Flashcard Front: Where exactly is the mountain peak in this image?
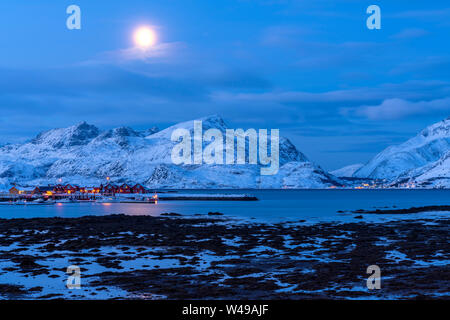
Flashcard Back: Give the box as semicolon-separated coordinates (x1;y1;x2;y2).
0;116;340;189
76;120;89;127
420;117;450;139
31;122;100;148
149;115;228;140
199;114;224;122
140;126;159;137
111;126;140;137
197;114;227;130
93;126;140;143
355;117;450;181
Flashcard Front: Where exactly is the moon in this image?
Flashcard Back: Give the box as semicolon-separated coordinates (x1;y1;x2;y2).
134;27;157;48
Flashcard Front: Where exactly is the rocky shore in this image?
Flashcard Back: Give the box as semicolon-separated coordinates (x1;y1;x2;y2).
351;205;450;215
0;214;448;299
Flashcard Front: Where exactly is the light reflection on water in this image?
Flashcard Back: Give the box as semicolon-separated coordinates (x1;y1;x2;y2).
0;189;449;223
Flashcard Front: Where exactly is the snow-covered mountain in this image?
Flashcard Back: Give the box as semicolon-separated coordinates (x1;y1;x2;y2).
395;151;450;188
0;116;342;189
353;117;450;187
331;164;363;178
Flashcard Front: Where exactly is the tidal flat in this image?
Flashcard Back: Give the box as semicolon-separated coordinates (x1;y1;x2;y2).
0;214;448;299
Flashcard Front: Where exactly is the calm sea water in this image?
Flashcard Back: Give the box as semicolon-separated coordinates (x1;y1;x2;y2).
1;189;449;223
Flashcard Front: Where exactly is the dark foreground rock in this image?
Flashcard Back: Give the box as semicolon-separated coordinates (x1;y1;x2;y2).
0;214;448;300
352;205;450;215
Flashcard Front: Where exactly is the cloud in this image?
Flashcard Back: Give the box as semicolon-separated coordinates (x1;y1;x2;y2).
344;97;450;120
82;42;186;65
0;65;207;101
0;59;274;143
390;28;429;39
211;80;450;105
2;61;448;129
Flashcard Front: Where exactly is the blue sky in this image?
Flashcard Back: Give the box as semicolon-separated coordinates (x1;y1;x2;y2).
0;0;449;169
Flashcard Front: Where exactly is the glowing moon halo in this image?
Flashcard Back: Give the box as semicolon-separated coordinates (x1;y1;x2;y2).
134;27;157;48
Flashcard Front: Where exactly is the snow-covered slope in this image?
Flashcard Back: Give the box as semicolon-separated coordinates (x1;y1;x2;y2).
0;116;341;189
354;117;450;187
396;151;450;188
331;164;363;177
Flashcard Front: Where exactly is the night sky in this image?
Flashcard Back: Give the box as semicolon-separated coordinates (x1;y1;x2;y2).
1;0;449;170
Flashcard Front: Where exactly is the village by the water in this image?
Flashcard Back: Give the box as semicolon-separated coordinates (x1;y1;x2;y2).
1;181;157;204
0;179;261;205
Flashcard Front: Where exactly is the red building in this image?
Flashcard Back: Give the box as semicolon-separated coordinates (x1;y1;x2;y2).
118;183;132;193
31;183;148;195
51;184;85;194
53;184;65;193
102;183;117;194
131;184;147;194
101;183;148;194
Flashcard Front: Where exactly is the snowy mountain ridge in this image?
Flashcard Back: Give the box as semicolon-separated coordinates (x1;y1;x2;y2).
353;117;450;187
0;116;341;189
331;164;363;178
